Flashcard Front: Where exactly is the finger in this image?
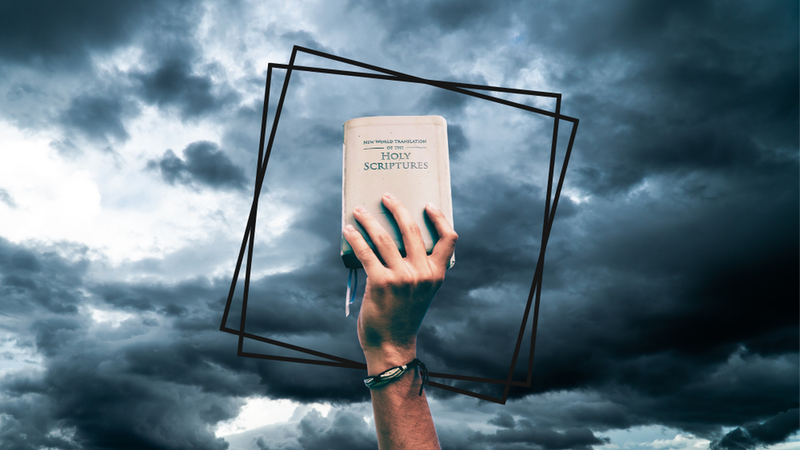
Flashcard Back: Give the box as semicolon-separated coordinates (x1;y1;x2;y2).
380;193;427;264
343;223;386;273
425;203;458;269
352;205;405;268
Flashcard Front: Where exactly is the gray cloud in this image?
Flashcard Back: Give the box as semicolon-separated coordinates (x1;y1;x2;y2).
417;88;472;119
3;362;238;450
221;101;263;165
295;409;376;450
536;0;799;195
135;58;239;120
350;0;510;43
489;412;517;429
0;239;88;315
0;0;170;67
59;93;139;143
222;406;377;450
711;408;800;450
0;237;245;449
446;123;470;159
472;423;610;450
0;188;16;208
148;141;248;190
0;0;797;448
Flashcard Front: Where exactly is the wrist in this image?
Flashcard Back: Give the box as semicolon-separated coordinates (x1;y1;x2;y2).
363;341;417;374
364;358;430;397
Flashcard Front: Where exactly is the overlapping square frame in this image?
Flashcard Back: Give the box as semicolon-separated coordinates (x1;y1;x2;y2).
219;46;579;404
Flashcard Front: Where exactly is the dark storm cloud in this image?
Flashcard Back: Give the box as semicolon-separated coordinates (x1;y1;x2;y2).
135;58;240;120
414;89;473;157
89;235;368;404
352;0;798;193
295;409;376;450
147;141;248;190
711;408;800;450
218;265;374;402
0;0;169;67
0;238;296;449
2;359;237;450
227;407;377;450
489;412;516;429
433;412;612;450
472;159;799;433
446;123;470;158
0;0;232;153
0;239;88;315
471;423;610;450
350;0;507;40
59;93;139;143
0;238;248;448
417;88;471;118
542;0;799;195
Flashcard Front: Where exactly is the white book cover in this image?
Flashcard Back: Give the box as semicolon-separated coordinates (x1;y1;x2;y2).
341;115;454;269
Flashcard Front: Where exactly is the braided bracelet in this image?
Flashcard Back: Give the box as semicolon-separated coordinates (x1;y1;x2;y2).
364;358;430;396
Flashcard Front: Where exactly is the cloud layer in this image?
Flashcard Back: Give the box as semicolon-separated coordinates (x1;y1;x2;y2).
0;1;796;449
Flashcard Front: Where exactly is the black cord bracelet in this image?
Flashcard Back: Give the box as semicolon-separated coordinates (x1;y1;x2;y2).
364;358;430;396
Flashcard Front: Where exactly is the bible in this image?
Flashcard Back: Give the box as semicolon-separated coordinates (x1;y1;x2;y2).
341;115;455;269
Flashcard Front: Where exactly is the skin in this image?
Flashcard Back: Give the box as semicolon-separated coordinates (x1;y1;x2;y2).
343;192;458;450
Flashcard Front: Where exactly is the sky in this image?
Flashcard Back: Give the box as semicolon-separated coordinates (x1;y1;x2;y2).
0;1;797;449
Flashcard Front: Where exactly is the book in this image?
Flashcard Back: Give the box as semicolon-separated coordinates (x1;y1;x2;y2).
341;115;455;269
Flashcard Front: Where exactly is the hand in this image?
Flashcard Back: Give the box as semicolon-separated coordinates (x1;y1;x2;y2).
342;193;458;374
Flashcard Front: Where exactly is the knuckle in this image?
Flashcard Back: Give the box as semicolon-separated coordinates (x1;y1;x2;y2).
355;246;374;260
384;268;415;288
418;274;436;288
395;271;415;286
373;277;393;291
407;222;423;239
441;229;458;245
426;268;444;284
375;233;395;246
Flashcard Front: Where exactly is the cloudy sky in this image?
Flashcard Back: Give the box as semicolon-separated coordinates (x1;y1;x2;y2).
0;1;797;449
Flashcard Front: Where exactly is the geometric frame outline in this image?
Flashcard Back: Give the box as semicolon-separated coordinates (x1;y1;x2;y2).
219;45;579;404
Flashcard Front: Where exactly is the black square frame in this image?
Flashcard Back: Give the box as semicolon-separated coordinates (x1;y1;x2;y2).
219;45;579;404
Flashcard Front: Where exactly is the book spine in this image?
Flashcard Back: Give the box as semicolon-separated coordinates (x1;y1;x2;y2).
341;140;347;258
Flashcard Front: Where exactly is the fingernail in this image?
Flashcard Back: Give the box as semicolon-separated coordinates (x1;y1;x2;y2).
344;224;355;232
354;206;366;213
383;192;396;200
426;202;438;210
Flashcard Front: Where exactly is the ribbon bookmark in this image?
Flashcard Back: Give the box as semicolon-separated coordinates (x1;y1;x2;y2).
345;268;358;317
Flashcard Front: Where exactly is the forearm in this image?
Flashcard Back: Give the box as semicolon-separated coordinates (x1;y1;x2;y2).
369;359;440;450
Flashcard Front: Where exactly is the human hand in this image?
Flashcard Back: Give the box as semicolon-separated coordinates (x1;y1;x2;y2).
342;193;458;374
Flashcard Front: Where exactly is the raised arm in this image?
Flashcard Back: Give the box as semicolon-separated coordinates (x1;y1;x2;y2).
342;193;457;450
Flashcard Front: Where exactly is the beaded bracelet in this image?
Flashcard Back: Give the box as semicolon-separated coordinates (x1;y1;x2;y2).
364;358;430;396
